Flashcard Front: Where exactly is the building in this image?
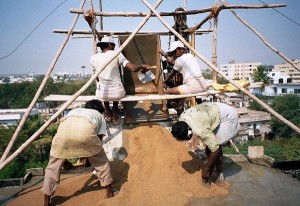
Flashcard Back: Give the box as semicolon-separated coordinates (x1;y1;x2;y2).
263;70;300;96
273;59;300;83
0;108;39;125
235;107;272;143
219;61;261;82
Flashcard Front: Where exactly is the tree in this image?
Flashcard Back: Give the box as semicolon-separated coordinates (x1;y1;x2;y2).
271;94;300;138
251;65;270;93
252;65;270;84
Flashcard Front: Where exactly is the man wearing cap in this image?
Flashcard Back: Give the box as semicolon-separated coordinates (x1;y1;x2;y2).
159;41;208;115
90;36;149;124
41;100;117;206
159;41;207;95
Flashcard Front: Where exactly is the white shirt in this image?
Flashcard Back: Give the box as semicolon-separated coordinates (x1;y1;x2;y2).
90;50;129;81
173;53;203;83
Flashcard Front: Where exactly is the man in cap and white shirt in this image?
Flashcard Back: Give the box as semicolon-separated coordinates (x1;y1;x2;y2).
159;41;208;115
90;36;149;124
159;41;207;95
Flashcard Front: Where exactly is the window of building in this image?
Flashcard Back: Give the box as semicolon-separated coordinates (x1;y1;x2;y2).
279;78;283;83
282;88;287;93
287;78;292;83
294;89;300;93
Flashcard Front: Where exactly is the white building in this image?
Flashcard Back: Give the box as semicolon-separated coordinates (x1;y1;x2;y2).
263;69;300;96
0;108;39;125
273;59;300;83
219;61;261;82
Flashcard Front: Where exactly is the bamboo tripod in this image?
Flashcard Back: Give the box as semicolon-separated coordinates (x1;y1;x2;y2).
0;0;299;171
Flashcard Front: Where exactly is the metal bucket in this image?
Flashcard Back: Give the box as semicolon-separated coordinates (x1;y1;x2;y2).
138;70;155;83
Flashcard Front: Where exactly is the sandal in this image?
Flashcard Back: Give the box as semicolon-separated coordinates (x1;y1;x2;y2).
112;115;120;125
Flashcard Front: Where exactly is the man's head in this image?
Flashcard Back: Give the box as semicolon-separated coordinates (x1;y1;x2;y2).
167;41;185;57
96;36;115;51
85;100;105;114
171;121;192;141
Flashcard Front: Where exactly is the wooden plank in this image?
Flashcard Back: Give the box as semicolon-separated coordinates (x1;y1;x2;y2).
43;90;219;102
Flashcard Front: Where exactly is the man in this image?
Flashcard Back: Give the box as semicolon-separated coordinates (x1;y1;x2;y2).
90;36;149;124
41;100;117;206
171;102;240;187
159;41;207;95
159;41;207;115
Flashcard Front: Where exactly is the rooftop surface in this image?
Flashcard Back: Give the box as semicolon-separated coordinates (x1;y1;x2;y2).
1;124;299;206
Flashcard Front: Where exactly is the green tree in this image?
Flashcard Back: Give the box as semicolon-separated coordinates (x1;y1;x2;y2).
251;65;270;93
252;65;270;84
247;95;273;111
282;137;300;160
271;94;300;138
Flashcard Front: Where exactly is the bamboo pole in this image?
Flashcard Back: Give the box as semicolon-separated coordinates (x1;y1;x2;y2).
188;13;212;34
53;29;211;35
0;0;164;171
88;0;97;53
99;0;103;31
43;90;220;102
70;4;286;17
220;0;300;72
0;0;87;165
142;0;300;135
212;1;218;83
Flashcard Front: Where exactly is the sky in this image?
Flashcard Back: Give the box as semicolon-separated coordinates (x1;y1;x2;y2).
0;0;299;75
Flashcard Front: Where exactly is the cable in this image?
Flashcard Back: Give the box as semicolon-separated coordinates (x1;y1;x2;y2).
0;0;69;61
257;0;300;27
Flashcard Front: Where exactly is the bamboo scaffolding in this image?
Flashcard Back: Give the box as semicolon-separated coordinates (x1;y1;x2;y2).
0;0;164;172
0;0;297;171
70;4;286;17
53;29;211;36
0;0;87;165
141;0;300;135
220;0;300;72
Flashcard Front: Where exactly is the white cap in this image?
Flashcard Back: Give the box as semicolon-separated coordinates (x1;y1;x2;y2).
96;36;115;47
168;41;185;52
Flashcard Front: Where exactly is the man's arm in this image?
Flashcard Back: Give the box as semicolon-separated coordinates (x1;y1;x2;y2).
163;69;177;84
125;62;149;72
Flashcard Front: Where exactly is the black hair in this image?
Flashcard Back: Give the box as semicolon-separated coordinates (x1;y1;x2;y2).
171;121;191;141
99;43;109;51
85;100;105;114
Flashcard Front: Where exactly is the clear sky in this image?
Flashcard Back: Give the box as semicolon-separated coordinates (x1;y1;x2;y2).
0;0;299;75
